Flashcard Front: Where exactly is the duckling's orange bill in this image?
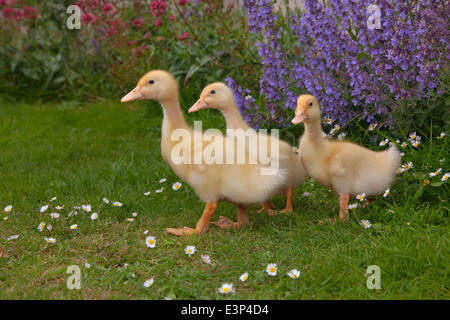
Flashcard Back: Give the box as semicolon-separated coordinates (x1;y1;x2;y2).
291;112;306;124
188;98;209;113
121;87;145;103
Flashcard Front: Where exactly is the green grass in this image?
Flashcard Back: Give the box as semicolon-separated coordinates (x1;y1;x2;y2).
0;100;448;299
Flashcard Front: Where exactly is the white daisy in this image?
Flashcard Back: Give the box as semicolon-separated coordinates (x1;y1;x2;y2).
90;212;98;220
379;139;389;146
201;254;211;264
185;245;196;256
292;146;299;154
38;222;45;231
144;191;151;196
219;283;234;294
348;203;358;210
70;224;77;230
102;198;109;204
172;182;182;190
411;139;420;148
356;193;366;202
145;236;156;248
68;211;78;217
442;173;449;181
143;278;154;288
383;188;390;197
4;205;12;212
266;263;277;276
7;235;19;241
132;212;138;217
337;132;347;140
50;212;60;219
401;162;413;171
159;178;167;183
437;132;445;139
82;204;91;212
155;188;163;193
84;262;90;269
143;230;149;235
55;205;64;210
429;168;442;177
50;197;57;201
368;123;378;131
360;220;372;229
126;218;134;222
39;205;48;213
287;269;301;279
44;237;56;244
400;141;407;148
113;201;122;207
239;272;249;282
397;168;404;174
409;132;418;140
46;224;52;231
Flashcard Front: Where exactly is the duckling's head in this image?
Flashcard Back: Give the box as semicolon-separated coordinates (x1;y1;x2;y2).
292;94;321;124
188;82;234;113
121;70;178;103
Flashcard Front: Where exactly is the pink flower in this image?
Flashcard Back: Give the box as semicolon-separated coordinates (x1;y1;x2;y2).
2;6;22;20
155;17;162;27
178;0;189;5
131;18;143;28
150;0;166;17
177;32;189;41
144;33;151;39
102;2;116;15
81;12;97;25
23;6;38;19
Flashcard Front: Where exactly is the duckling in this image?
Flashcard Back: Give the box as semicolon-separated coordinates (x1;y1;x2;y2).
121;70;288;235
291;94;401;222
189;82;307;214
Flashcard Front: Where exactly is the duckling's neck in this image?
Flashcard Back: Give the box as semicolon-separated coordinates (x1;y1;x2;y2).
221;102;251;131
161;96;188;131
303;119;324;144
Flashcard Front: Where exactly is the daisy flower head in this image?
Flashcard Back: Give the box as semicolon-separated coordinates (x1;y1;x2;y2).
82;205;91;212
368;123;378;131
50;197;57;201
411;139;420;148
442;173;449;181
4;205;12;212
239;272;249;282
423;179;430;186
400;141;407;148
337;132;347;141
172;182;182;190
437;132;446;139
383;188;390;197
126;218;134;222
348;203;358;210
292;146;299;154
90;212;98;220
113;201;122;207
44;237;56;244
201;254;211;264
50;212;60;219
401;162;413;171
70;224;77;230
287;269;301;279
356;193;366;202
7;235;19;241
185;245;196;256
84;262;90;269
145;236;156;248
39;205;48;213
55;205;64;210
47;224;52;231
159;178;167;183
219;283;234;294
429;168;442;177
155;188;163;193
143;278;154;288
360;220;372;229
397;167;404;174
379;139;389;146
38;222;45;231
144;191;151;196
409;132;417;140
266;263;277;276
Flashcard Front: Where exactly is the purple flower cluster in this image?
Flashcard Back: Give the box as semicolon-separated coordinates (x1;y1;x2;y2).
232;0;449;129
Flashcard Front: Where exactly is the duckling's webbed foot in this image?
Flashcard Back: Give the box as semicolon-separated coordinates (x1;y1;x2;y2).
257;201;279;216
212;205;249;229
166;202;218;236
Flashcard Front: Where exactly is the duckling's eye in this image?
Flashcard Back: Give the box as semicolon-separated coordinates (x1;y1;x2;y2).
308;102;313;107
149;80;154;84
210;90;216;94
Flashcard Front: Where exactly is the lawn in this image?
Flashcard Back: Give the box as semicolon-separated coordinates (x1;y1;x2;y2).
0;99;448;300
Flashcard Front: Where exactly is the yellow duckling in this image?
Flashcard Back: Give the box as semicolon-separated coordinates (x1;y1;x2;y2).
291;94;400;222
189;82;307;214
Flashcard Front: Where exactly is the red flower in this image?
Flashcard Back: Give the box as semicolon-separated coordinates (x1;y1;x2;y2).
178;0;189;5
23;6;38;19
81;12;97;25
150;0;166;17
177;32;189;41
131;18;143;29
102;2;116;15
2;6;22;20
155;17;162;27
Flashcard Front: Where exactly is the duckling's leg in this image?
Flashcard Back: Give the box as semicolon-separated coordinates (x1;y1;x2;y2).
280;185;294;214
213;204;249;229
166;202;218;236
257;201;278;216
338;193;350;221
